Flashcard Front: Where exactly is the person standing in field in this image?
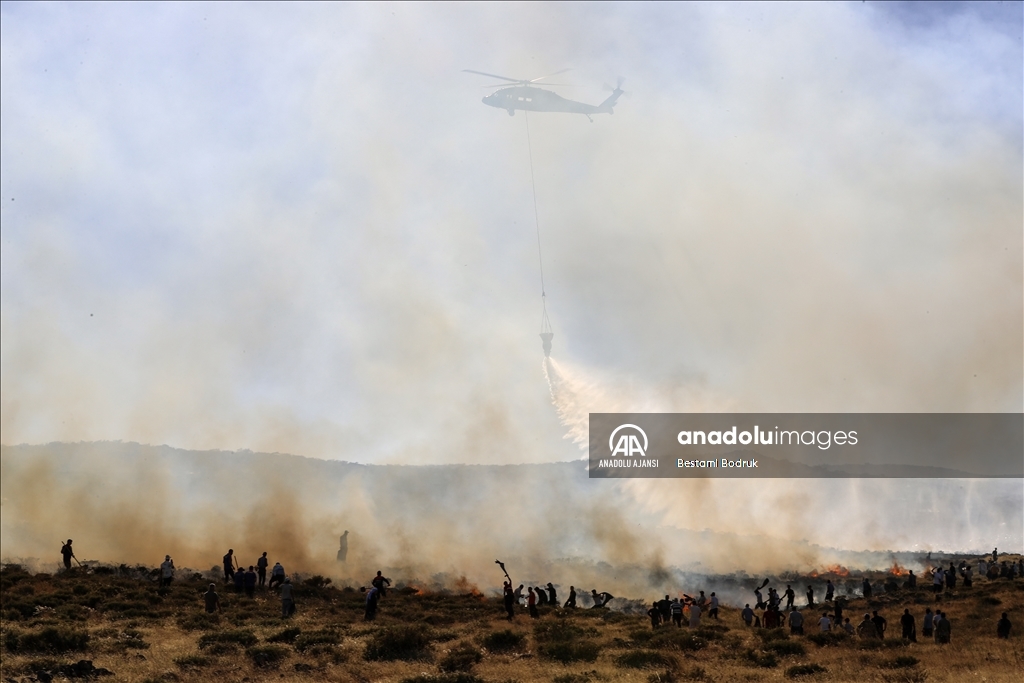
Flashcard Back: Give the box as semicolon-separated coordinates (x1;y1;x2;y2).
564;586;577;609
672;599;683;627
243;566;257;598
789;608;804;635
160;555;175;589
871;611;887;640
996;612;1011;639
857;613;878;639
280;578;295;618
364;586;379;621
900;609;916;642
922;608;935;638
741;604;754;627
528;587;539;619
825;580;835;602
61;540;76;570
709;592;719;620
935;611;951;644
503;582;515;622
256;552;269;588
223;549;236;583
204;583;221;613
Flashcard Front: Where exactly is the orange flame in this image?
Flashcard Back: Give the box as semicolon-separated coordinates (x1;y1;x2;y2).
889;562;908;576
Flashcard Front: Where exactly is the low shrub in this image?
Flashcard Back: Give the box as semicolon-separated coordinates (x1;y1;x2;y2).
616;650;678;669
294;629;340;652
364;625;433;662
807;631;848;647
399;674;484;683
743;649;778;668
266;627;301;644
766;640;807;656
786;663;827;678
538;640;601;664
197;630;257;649
481;629;525;653
439;642;482;673
174;654;213;669
5;627;89;653
247;644;290;668
880;656;920;669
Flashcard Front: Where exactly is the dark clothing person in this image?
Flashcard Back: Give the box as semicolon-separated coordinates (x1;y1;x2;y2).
806;586;815;607
257;554;268;587
528;588;539;619
564;586;577;609
243;568;257;598
535;587;548;606
784;586;795;610
648;604;661;628
204;584;221;613
233;568;245;593
825;581;835;602
503;584;515;622
672;600;683;627
935;613;951;644
364;587;379;621
741;605;754;626
61;541;75;570
996;613;1011;639
907;571;917;589
223;551;236;582
337;531;348;562
547;583;557;605
871;612;887;640
900;610;916;642
862;578;872;598
371;572;391;598
923;610;934;638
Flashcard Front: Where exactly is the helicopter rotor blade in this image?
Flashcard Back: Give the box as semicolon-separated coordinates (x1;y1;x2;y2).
463;69;525;84
529;68;572;83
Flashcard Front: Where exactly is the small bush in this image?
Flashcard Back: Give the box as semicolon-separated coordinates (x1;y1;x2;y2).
294;629;341;652
534;621;599;642
616;650;678;669
766;640;807;656
205;642;240;656
5;627;90;653
881;670;928;683
176;612;220;631
647;629;708;652
481;629;525;653
807;631;848;647
681;666;710;681
538;640;601;664
439;642;482;673
247;644;289;668
399;674;484;683
980;596;1002;606
303;575;332;588
756;628;790;642
743;649;778;668
174;654;213;669
198;630;257;649
364;625;433;662
267;627;301;644
786;663;827;678
881;656;920;669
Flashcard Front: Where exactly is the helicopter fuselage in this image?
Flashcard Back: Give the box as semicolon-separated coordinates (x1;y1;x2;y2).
482;85;619;117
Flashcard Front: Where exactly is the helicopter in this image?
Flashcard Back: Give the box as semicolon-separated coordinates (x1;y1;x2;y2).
463;69;624;122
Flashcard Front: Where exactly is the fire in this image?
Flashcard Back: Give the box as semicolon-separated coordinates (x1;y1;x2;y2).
889;562;909;576
812;564;850;577
454;575;484;598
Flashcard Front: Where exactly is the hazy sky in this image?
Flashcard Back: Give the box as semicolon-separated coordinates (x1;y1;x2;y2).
2;2;1021;464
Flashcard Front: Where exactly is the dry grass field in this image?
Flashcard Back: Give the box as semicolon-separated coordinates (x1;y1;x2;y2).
1;558;1022;683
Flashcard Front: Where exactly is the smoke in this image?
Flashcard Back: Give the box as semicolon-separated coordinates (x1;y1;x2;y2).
542;356;1024;562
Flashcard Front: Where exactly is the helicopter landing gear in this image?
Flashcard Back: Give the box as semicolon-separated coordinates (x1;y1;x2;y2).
507;109;515;116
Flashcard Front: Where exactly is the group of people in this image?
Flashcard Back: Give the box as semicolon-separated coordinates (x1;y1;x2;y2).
499;582;613;621
218;549;293;616
646;591;720;629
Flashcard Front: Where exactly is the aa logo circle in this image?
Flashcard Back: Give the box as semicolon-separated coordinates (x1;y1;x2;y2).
609;424;648;457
